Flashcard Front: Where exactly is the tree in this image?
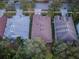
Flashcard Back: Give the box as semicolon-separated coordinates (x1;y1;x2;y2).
48;0;65;16
52;40;79;59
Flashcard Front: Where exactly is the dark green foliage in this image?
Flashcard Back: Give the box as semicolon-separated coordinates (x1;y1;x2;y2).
0;38;16;59
0;37;79;59
0;38;53;59
68;0;79;12
13;39;53;59
52;40;79;59
0;2;6;9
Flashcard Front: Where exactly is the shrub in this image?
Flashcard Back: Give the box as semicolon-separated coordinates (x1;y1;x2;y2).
0;37;53;59
52;40;79;59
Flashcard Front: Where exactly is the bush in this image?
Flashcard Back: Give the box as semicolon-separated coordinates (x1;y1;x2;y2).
52;40;79;59
0;37;53;59
0;2;6;9
13;38;53;59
